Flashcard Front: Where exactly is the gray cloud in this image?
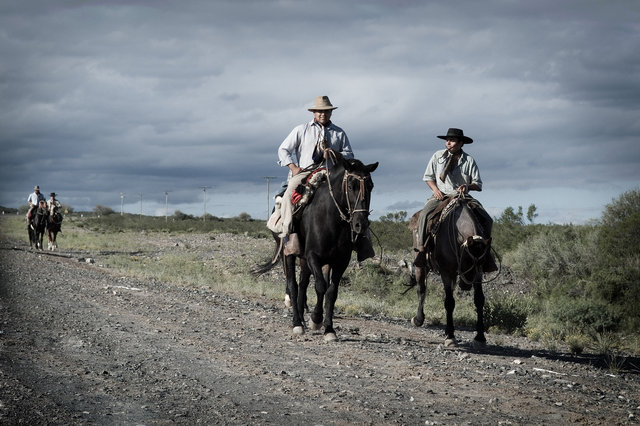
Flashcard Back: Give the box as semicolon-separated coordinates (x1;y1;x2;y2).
1;0;638;223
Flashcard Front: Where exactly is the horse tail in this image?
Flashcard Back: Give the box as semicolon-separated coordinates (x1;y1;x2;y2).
251;236;284;277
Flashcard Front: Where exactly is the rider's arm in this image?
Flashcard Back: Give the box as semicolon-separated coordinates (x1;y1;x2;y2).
426;180;445;201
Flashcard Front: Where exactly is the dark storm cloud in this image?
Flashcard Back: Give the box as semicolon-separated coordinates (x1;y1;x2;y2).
1;0;638;222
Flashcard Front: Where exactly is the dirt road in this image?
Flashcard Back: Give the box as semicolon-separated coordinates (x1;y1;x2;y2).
1;235;638;425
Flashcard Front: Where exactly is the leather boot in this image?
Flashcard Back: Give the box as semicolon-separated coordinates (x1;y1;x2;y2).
283;233;301;256
483;253;498;273
413;248;427;267
356;235;375;262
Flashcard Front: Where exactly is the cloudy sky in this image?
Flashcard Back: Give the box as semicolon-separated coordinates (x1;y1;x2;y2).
1;0;638;223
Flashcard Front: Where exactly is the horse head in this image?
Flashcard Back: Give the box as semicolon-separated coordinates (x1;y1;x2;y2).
326;150;378;239
452;199;492;285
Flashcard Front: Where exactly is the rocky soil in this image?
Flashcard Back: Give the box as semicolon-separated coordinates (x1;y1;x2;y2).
0;230;638;425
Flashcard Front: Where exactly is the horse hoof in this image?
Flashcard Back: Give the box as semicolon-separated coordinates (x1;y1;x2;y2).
309;319;321;331
411;317;424;327
292;326;305;335
324;333;338;342
444;338;457;347
284;294;291;308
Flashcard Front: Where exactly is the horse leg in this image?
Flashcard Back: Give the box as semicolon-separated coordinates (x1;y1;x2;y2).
411;266;427;327
321;268;341;341
309;264;330;332
443;275;457;346
285;255;304;335
473;274;487;346
299;258;311;312
27;225;33;249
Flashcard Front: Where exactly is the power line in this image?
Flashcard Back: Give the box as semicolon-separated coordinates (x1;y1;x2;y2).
164;190;170;222
262;176;277;219
200;186;212;221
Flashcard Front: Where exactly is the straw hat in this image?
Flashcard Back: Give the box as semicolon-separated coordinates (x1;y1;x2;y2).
308;95;338;111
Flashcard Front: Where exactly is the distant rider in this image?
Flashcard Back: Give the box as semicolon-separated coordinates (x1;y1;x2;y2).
27;185;46;221
47;192;62;220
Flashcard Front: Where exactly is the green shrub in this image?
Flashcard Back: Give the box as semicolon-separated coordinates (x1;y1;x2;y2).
504;225;598;282
369;220;412;252
546;297;621;334
484;294;531;334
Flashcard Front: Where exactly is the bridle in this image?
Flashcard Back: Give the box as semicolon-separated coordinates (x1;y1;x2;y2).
442;195;493;286
323;150;371;242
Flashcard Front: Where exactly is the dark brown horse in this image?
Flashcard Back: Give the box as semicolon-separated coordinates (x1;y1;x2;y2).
408;195;493;347
28;202;48;250
255;150;378;341
47;204;63;250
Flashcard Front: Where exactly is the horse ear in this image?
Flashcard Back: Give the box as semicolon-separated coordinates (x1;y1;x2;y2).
365;162;379;173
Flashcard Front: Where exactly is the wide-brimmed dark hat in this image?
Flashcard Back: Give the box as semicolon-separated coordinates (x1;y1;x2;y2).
50;192;56;197
437;128;473;144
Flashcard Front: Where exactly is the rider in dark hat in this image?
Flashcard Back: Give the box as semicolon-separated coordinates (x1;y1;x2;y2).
47;192;61;215
414;128;497;272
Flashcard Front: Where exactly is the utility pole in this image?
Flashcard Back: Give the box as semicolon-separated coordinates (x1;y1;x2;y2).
200;186;212;222
263;176;277;219
164;190;170;222
120;192;125;216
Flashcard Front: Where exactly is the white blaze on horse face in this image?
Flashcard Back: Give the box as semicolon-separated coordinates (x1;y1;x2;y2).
456;206;482;244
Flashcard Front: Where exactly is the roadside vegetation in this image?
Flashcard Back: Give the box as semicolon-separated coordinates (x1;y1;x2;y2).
2;188;638;362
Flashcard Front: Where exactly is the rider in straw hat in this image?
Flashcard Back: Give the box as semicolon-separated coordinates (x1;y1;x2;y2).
414;128;497;272
27;185;46;221
268;95;374;260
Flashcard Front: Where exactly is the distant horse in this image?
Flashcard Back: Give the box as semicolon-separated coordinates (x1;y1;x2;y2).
255;150;378;341
47;204;63;250
28;202;49;250
408;195;493;347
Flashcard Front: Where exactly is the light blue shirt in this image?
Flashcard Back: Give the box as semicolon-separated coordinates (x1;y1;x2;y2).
27;191;45;206
423;149;482;195
277;120;353;170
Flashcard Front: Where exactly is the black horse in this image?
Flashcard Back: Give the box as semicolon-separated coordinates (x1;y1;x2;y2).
47;204;63;250
255;150;378;341
28;202;49;250
408;195;493;347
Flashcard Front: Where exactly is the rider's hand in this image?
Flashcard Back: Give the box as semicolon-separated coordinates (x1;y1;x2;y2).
433;188;445;201
289;164;303;176
457;184;468;195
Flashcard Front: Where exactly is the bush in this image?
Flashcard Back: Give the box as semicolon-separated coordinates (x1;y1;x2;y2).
369;220;412;252
546;297;621;334
93;205;116;216
504;225;598;282
484;294;531;334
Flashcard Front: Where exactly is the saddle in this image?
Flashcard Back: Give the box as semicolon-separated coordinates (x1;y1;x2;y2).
291;167;326;215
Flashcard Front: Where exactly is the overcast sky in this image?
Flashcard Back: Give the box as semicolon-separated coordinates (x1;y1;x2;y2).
1;0;638;223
